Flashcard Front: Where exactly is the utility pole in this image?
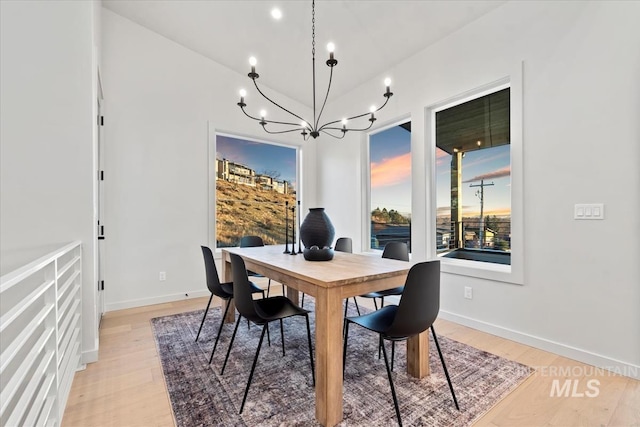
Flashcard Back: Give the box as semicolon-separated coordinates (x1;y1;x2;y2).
470;179;494;248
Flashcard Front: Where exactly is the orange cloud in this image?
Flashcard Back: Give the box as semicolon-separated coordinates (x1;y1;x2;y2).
371;153;411;188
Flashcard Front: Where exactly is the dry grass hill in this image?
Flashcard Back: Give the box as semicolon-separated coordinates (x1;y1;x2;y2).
216;179;296;247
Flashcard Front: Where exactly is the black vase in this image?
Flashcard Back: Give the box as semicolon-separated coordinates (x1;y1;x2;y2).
300;208;335;261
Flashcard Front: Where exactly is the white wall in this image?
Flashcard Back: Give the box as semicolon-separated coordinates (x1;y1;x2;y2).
318;1;640;374
101;10;317;311
0;0;101;363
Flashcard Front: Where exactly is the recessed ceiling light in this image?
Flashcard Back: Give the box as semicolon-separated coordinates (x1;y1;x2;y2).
271;8;282;20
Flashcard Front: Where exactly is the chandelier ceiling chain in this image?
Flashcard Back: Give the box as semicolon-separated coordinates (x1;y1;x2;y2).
236;0;393;140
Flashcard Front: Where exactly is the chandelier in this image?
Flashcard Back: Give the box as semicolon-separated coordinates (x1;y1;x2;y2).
236;0;394;140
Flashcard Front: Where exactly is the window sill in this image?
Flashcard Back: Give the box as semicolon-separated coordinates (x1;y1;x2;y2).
438;253;523;285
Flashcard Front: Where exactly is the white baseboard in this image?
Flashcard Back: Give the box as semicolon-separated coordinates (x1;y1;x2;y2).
105;290;211;312
82;349;99;365
439;310;640;380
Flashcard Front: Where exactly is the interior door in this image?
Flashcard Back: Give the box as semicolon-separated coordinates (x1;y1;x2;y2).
96;81;105;326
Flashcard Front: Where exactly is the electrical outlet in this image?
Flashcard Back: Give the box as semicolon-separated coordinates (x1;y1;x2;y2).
159;271;166;281
464;286;473;300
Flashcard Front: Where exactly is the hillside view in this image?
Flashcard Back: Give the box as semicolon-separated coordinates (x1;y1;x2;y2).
216;180;296;247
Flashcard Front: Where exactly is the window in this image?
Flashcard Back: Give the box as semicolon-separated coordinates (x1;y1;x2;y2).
212;133;297;248
369;121;411;251
435;88;511;265
428;67;524;285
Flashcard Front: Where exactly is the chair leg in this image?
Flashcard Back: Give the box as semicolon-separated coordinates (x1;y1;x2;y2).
280;318;285;356
391;341;396;371
266;320;271;346
431;326;459;410
342;320;350;377
381;296;385;308
373;298;379;310
221;314;242;373
302;292;305;308
239;324;268;414
195;293;214;342
208;298;231;363
344;299;348;318
380;336;403;426
266;279;272;298
354;298;361;316
305;314;315;385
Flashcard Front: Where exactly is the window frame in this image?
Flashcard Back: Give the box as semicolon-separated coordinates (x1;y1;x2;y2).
362;116;413;253
425;63;523;284
208;124;301;253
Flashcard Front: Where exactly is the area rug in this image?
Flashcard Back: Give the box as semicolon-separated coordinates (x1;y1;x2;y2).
151;300;533;426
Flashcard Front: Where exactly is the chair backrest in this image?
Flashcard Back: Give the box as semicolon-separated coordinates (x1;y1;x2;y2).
229;253;262;323
385;260;440;338
381;242;410;262
201;246;228;298
334;237;353;253
240;235;265;248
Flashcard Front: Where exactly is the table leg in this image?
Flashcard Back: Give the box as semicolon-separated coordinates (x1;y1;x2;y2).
286;287;300;304
314;287;343;426
220;253;235;324
406;330;430;378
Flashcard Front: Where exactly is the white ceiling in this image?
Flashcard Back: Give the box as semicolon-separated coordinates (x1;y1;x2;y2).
103;0;507;108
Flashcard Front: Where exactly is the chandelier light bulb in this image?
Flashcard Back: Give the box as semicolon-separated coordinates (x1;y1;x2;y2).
327;42;335;61
370;105;377;113
384;78;391;87
341;118;348;125
301;121;308;128
260;109;267;118
248;56;258;76
238;89;247;106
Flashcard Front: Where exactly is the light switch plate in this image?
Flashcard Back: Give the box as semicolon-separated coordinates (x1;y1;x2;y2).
574;203;604;220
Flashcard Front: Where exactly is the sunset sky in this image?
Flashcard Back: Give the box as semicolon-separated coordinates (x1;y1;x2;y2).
437;144;511;217
370;125;412;214
216;135;297;186
369;124;511;218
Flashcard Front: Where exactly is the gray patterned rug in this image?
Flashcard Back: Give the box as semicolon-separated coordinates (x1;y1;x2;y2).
151;300;533;426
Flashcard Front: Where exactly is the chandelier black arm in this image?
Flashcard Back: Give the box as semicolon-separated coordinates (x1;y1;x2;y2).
320;129;347;139
260;125;307;135
252;79;307;124
322;120;375;133
314;65;334;129
317;94;391;133
240;105;304;127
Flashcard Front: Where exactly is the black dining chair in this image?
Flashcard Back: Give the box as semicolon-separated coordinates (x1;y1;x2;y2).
197;246;265;364
360;242;409;309
221;253;315;414
240;235;274;297
343;260;459;426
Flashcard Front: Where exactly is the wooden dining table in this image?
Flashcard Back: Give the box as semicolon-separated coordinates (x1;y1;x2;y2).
220;245;431;427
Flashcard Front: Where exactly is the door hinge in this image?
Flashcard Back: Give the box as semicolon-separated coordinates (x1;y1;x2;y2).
100;116;104;126
100;280;104;291
100;170;104;181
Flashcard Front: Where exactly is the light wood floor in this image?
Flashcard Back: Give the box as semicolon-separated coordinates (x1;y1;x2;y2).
63;283;640;426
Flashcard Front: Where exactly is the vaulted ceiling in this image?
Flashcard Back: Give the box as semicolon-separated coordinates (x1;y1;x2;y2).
103;0;506;108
